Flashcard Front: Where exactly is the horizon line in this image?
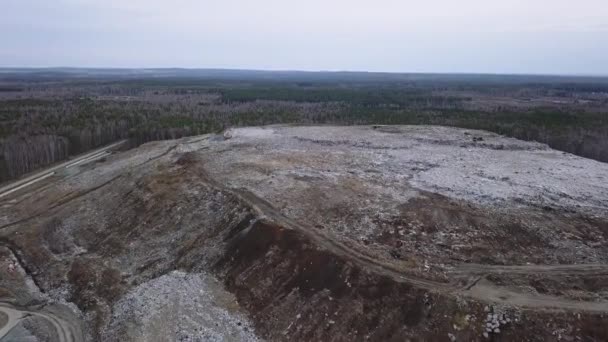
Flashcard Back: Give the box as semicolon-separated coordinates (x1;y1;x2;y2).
0;66;607;78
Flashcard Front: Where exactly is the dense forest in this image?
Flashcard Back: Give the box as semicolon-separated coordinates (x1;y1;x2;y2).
1;69;607;182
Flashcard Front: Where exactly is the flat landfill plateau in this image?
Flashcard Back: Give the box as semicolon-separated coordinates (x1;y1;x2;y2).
1;125;608;341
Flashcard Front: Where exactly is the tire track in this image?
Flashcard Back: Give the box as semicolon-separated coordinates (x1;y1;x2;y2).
195;164;608;313
450;263;608;277
0;302;84;342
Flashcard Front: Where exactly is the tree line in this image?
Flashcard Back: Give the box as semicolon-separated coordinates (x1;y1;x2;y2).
1;80;607;182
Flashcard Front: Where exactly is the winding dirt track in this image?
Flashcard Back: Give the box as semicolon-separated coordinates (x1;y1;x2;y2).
0;305;21;339
0;302;83;342
451;263;608;276
1;135;608;342
195;160;608;313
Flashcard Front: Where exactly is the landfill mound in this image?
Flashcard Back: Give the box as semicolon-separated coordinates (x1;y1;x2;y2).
1;125;608;341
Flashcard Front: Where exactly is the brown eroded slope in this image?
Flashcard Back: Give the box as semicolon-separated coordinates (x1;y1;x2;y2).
1;125;608;341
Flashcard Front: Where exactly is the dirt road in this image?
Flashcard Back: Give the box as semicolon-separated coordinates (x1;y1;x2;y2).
0;302;83;342
2;126;608;340
451;263;608;276
196;162;608;313
0;140;126;199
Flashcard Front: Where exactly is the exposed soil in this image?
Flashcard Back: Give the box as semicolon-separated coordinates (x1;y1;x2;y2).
1;125;608;341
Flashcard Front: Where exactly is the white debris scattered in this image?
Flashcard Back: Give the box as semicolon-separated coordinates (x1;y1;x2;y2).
482;307;511;338
102;271;260;342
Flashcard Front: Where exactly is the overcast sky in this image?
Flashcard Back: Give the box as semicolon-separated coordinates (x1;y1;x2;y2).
2;0;607;75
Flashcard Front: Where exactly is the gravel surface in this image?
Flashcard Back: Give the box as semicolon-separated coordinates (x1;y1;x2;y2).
102;271;260;342
3;125;608;341
219;125;608;216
